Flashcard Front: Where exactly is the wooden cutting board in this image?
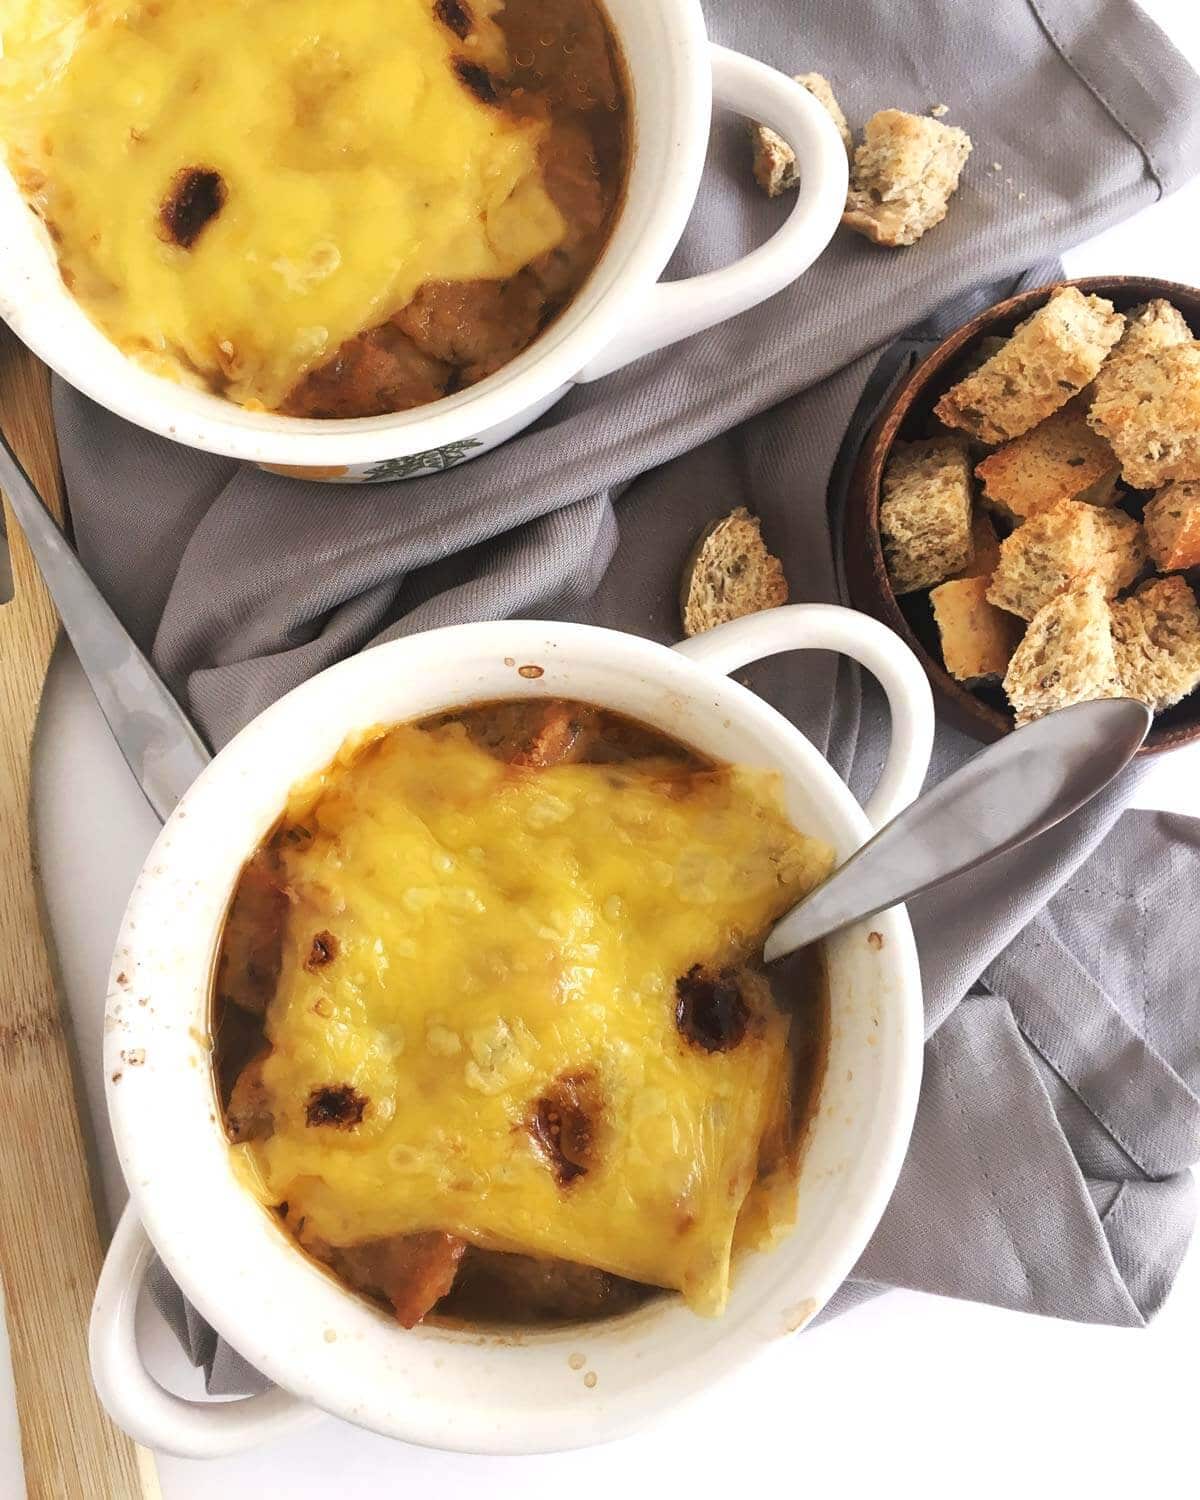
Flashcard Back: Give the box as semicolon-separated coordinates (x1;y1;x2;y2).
0;325;160;1498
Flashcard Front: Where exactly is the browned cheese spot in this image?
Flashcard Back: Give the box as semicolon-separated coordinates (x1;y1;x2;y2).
675;965;749;1053
453;58;503;106
435;0;473;39
304;930;338;972
159;167;226;249
306;1084;367;1129
528;1072;601;1185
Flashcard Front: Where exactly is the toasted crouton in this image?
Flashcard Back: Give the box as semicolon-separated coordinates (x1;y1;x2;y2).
1110;576;1200;712
935;287;1125;445
226;1050;272;1143
509;702;598;769
974;397;1120;520
1087;341;1200;489
751;124;798;197
751;73;852;196
1144;480;1200;573
797;73;854;155
879;437;974;593
926;340;1007;441
1003;581;1124;725
681;508;788;636
986;497;1145;620
842;109;972;247
1092;299;1192;405
949;510;1004;580
953;335;1007;382
930;576;1023;683
1121;298;1192;347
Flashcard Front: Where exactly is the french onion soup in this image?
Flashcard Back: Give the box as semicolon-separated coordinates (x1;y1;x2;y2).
212;699;833;1328
0;0;629;415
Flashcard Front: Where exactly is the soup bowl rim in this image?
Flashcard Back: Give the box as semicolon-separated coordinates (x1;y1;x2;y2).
98;614;926;1454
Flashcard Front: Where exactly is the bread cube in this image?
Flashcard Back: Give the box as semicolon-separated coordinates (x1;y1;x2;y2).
949;510;1003;580
1091;299;1191;405
842;109;971;247
935;287;1125;445
681;508;788;635
930;576;1023;683
879;437;974;593
1110;576;1200;712
751;125;799;198
951;335;1007;384
1003;581;1123;726
751;73;852;197
797;73;854;155
1144;480;1200;572
986;497;1145;620
1087;341;1200;489
974;397;1120;520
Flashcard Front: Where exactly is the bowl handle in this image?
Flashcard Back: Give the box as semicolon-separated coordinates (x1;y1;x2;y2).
575;44;848;382
89;1204;319;1458
673;604;935;828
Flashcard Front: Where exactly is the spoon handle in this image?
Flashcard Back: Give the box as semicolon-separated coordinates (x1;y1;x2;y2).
0;430;210;821
764;696;1150;963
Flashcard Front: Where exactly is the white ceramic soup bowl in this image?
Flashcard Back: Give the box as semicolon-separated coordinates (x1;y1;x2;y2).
91;605;933;1457
0;1;848;482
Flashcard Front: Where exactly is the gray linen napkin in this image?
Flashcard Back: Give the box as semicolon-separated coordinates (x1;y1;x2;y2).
50;0;1200;1392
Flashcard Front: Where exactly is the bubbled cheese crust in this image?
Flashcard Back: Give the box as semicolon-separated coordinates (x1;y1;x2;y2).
0;0;565;409
240;721;834;1316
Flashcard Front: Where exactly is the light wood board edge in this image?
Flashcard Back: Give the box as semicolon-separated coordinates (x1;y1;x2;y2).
0;326;162;1498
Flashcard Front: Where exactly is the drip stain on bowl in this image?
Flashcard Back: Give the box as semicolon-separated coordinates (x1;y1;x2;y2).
518;664;544;678
583;1370;598;1388
568;1351;586;1371
782;1297;816;1333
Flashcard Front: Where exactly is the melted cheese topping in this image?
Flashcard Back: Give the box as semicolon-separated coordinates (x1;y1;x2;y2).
0;0;564;407
235;722;834;1315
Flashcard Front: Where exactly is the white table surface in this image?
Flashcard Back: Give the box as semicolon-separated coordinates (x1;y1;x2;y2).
4;7;1199;1493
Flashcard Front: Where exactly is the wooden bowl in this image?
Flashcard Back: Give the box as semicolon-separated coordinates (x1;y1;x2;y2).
844;275;1200;756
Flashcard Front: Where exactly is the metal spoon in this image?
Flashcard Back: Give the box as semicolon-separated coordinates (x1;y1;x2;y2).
0;427;209;819
764;696;1151;962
